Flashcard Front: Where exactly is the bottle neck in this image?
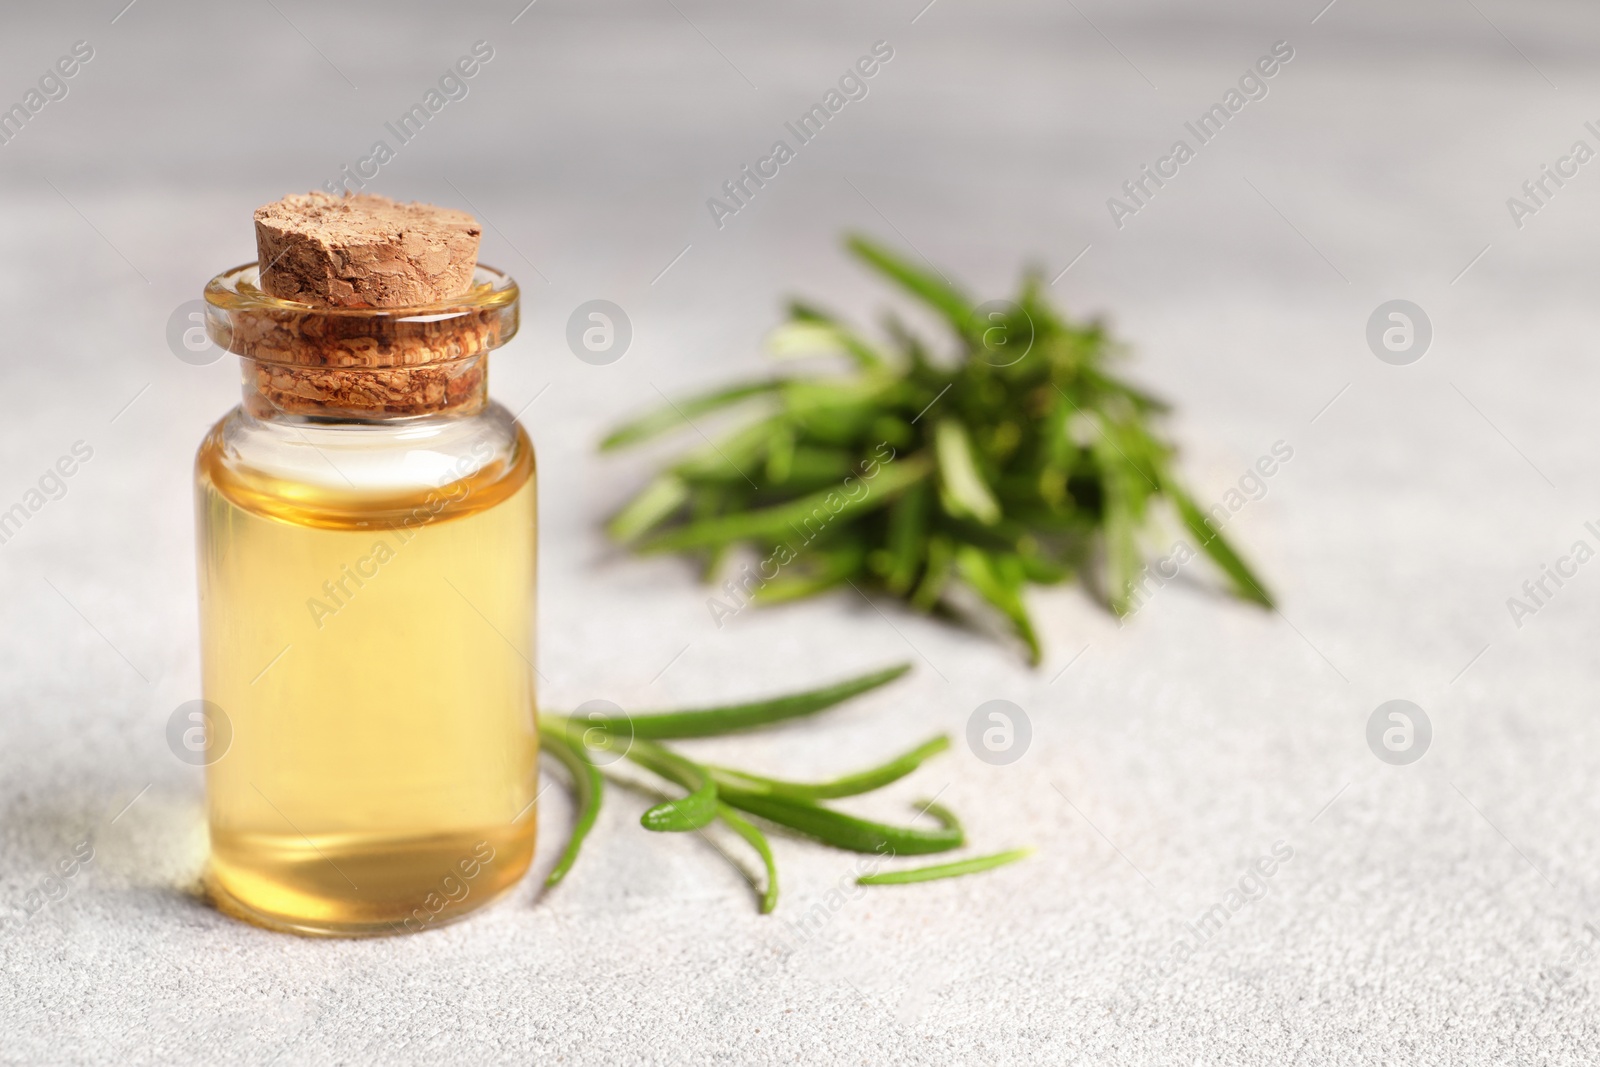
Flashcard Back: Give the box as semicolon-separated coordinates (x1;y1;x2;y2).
239;354;488;422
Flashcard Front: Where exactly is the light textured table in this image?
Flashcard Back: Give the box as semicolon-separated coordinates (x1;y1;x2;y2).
4;1;1600;1063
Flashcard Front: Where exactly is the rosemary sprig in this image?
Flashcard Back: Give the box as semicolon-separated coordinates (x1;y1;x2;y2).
625;738;719;832
711;788;964;856
705;735;949;800
537;720;602;887
603;235;1273;663
715;803;779;914
571;661;911;739
856;847;1034;886
538;662;1028;912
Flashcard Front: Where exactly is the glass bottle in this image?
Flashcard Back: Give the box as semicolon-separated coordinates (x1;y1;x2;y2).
194;263;537;936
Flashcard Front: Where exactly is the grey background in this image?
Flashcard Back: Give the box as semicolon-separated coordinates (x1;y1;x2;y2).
3;0;1600;1063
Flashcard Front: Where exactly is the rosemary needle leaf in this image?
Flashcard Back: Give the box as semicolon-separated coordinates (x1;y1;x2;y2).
845;234;974;335
716;803;780;913
766;319;846;359
600;380;781;451
708;735;951;800
538;719;603;888
915;799;963;837
910;536;954;613
882;482;929;596
857;847;1035;886
934;420;1002;525
717;790;964;855
1164;477;1275;609
747;545;865;604
671;416;786;483
626;739;719;832
768;315;886;371
607;474;691;543
953;547;1042;665
1095;437;1141;617
640;452;933;552
578;661;912;740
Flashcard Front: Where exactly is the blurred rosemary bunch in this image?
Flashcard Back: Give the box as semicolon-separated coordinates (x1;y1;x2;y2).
603;236;1272;664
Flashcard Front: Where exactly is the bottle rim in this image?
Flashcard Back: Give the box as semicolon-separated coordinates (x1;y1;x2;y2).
202;262;519;369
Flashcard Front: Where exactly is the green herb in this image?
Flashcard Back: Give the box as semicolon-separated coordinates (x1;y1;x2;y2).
537;720;601;887
706;735;949;800
571;661;909;739
602;235;1273;663
715;803;779;913
538;662;1028;913
625;738;719;832
855;847;1035;886
711;788;964;855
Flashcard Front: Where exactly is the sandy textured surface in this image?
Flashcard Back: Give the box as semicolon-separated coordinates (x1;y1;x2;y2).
2;1;1599;1063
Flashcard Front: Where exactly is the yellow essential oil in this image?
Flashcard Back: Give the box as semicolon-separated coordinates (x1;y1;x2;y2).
194;245;534;937
195;425;538;936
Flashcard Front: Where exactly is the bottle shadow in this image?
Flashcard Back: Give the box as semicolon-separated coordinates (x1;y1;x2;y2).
1;776;219;935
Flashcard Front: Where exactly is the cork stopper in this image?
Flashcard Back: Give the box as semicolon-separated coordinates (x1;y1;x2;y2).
254;191;481;308
222;192;511;419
